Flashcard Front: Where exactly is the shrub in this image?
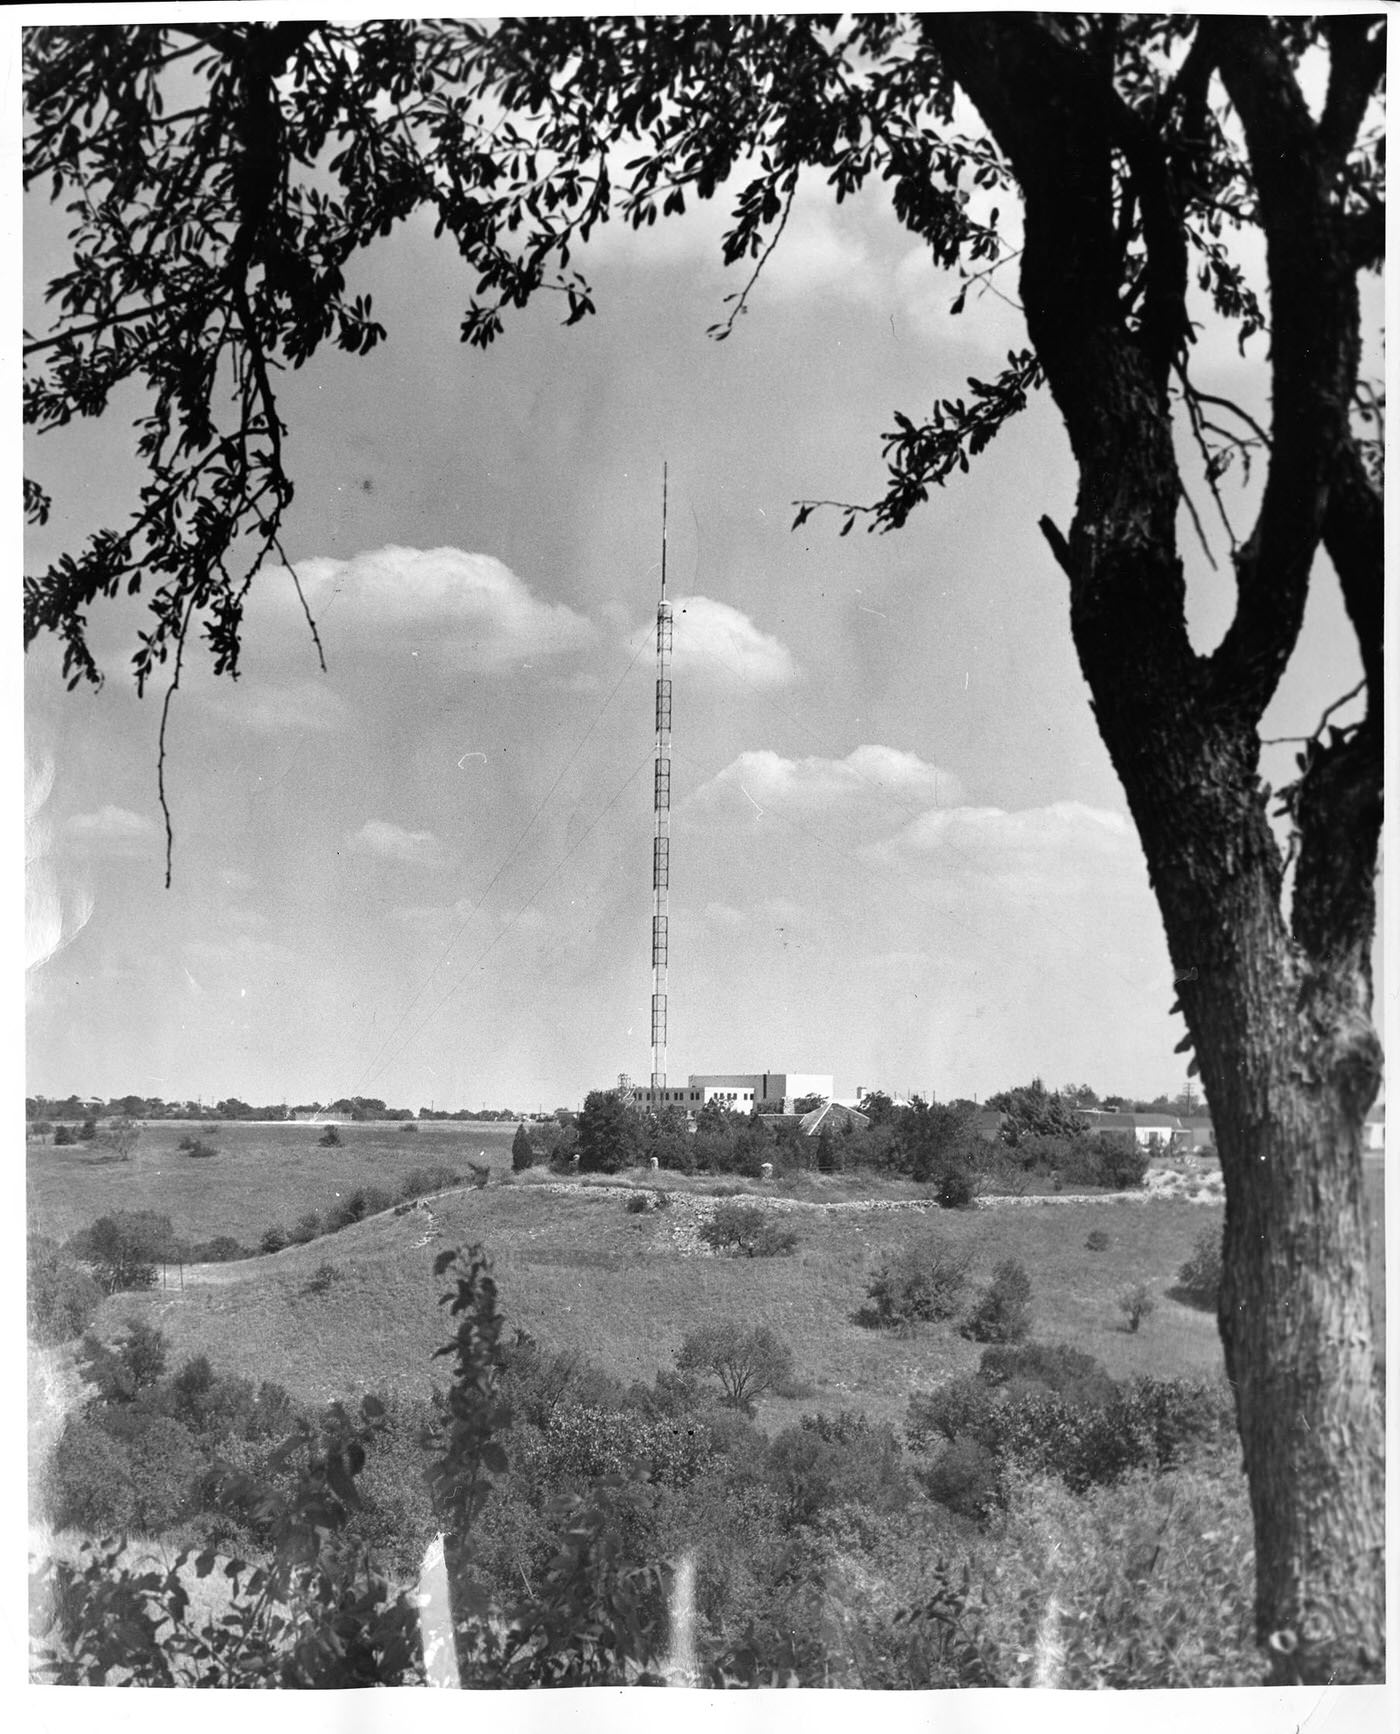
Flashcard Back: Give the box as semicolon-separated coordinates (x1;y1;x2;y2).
52;1125;76;1146
977;1342;1119;1408
78;1119;98;1142
125;1416;203;1533
511;1124;535;1173
260;1224;290;1255
675;1322;795;1415
910;1368;1232;1502
78;1319;171;1402
1093;1135;1150;1190
1085;1228;1110;1252
28;1236;104;1345
398;1165;459;1200
318;1124;342;1147
933;1161;978;1209
324;1185;394;1233
920;1435;1005;1523
303;1261;339;1296
961;1259;1032;1344
1118;1282;1156;1332
624;1193;650;1214
906;1375;998;1452
765;1411;910;1525
972;1459;1266;1688
1175;1226;1223;1309
289;1211;321;1245
45;1417;135;1533
651;1189;672;1210
178;1136;218;1158
699;1201;798;1258
67;1212;173;1293
815;1125;839;1174
861;1235;972;1335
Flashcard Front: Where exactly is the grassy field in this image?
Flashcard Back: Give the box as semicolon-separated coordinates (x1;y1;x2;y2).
25;1119;522;1244
84;1184;1228;1427
32;1124;1384;1438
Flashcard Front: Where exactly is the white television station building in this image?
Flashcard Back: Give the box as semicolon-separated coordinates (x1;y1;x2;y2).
634;1072;833;1115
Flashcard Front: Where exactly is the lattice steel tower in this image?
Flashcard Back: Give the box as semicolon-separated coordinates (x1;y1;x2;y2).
651;466;673;1090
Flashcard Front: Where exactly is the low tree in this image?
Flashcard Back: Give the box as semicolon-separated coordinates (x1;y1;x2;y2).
68;1211;173;1294
791;1094;827;1115
641;1107;692;1174
894;1098;981;1184
814;1125;837;1175
103;1117;142;1162
961;1260;1033;1345
1175;1227;1225;1312
510;1124;534;1174
576;1090;643;1175
699;1201;798;1259
78;1319;171;1403
1118;1283;1157;1334
51;1125;75;1148
985;1081;1089;1147
861;1236;971;1337
675;1322;794;1416
857;1092;897;1128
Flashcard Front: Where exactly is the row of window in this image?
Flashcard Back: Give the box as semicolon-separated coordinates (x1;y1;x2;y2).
643;1088;757;1104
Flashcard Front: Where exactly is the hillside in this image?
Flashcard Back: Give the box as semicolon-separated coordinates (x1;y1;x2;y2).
74;1180;1235;1426
31;1122;1383;1433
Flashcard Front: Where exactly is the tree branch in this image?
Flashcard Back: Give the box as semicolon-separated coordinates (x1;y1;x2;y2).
1202;16;1363;721
1317;16;1386;173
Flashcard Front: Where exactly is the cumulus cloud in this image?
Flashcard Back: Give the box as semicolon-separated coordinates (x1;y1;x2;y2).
683;745;963;832
262;546;595;669
64;805;160;854
865;800;1138;890
634;596;797;688
200;676;353;736
347;820;447;867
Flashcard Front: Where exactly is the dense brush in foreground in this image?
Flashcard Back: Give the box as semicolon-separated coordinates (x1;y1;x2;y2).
31;1247;1267;1687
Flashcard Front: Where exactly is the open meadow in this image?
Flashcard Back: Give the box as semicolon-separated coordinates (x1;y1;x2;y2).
29;1122;1385;1430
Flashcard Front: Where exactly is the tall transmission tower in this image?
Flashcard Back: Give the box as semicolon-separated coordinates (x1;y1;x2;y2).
651;466;673;1090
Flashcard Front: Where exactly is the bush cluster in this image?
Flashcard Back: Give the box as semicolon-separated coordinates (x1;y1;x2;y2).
699;1200;798;1258
258;1166;461;1257
908;1344;1233;1520
28;1236;103;1344
32;1247;1262;1692
860;1234;972;1335
44;1321;298;1538
960;1259;1033;1344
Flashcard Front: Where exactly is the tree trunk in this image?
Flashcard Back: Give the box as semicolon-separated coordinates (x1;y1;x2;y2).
1165;822;1385;1681
1066;495;1385;1684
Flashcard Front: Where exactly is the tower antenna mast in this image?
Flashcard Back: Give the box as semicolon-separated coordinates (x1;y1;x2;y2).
651;465;672;1090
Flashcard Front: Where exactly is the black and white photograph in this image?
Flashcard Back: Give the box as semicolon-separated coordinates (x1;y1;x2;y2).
20;5;1392;1720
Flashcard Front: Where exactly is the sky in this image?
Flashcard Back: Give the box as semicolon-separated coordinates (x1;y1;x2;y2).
20;13;1384;1114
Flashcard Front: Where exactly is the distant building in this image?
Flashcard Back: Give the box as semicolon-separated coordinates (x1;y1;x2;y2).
1080;1109;1182;1148
634;1071;833;1115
